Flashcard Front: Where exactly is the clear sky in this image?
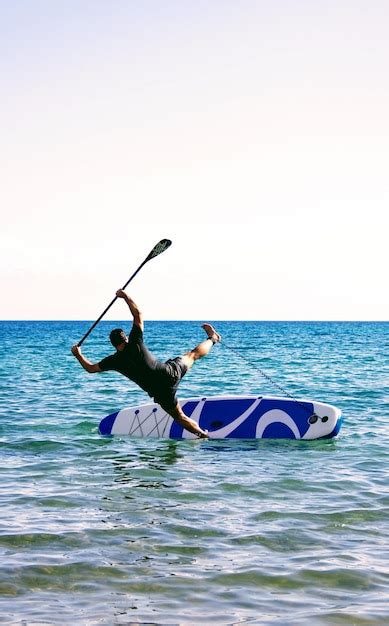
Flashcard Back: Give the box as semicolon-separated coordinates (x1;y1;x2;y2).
1;1;388;321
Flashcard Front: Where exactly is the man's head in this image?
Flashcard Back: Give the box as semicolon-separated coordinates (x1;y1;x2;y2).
109;328;127;349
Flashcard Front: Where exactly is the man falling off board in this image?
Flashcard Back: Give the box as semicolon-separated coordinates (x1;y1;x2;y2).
71;289;221;438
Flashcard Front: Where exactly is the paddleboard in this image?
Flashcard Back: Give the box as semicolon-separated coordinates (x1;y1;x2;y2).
98;395;342;440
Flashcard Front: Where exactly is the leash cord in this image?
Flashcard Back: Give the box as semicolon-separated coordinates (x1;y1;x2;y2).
221;340;316;418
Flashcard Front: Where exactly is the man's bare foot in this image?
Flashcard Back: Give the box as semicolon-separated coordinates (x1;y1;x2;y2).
202;323;222;343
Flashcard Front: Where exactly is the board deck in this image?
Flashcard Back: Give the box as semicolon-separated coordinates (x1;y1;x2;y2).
99;395;342;440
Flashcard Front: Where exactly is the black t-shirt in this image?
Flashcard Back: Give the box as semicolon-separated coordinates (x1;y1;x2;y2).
98;324;169;398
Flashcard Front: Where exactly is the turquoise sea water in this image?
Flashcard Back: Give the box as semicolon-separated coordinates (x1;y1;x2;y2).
0;320;388;625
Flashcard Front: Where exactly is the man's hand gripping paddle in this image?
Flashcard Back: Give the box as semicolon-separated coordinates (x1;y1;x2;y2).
77;239;172;347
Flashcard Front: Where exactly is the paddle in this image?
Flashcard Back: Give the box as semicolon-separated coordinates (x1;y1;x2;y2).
77;239;172;346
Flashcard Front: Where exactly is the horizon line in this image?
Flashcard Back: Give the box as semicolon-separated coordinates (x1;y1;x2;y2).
0;319;387;324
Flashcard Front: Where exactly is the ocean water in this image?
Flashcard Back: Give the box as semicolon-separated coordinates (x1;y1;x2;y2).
0;320;388;625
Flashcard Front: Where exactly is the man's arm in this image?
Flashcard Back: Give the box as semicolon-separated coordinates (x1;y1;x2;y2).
71;345;101;373
116;289;144;331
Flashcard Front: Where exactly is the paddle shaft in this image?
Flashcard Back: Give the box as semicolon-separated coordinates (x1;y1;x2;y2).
78;262;147;346
77;239;172;346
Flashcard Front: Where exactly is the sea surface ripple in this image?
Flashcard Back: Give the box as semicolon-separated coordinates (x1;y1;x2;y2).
0;321;388;625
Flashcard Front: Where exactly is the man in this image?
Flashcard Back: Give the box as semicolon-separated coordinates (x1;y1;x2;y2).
71;289;221;438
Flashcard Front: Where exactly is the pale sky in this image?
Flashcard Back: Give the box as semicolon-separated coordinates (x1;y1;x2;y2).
1;1;388;321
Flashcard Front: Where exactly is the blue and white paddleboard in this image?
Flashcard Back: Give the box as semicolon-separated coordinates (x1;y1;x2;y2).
99;395;342;440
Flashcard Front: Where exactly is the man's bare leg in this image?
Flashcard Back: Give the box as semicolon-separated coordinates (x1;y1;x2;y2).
168;403;209;438
180;323;222;370
165;324;221;438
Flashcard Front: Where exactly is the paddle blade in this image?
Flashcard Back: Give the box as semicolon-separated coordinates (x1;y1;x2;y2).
145;239;172;262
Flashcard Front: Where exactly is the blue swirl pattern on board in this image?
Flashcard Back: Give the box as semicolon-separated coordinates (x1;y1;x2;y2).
0;320;388;624
173;397;319;439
